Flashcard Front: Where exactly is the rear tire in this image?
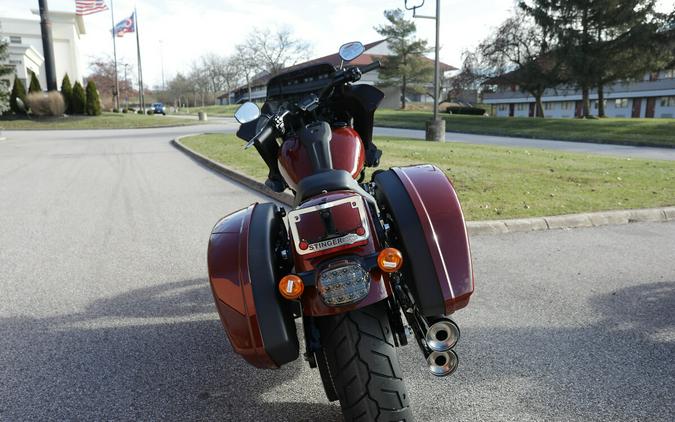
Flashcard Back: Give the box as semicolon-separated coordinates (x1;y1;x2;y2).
317;301;413;421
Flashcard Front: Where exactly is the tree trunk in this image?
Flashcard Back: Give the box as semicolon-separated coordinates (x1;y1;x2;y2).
581;85;590;118
535;93;544;118
246;74;252;102
597;83;605;117
401;75;407;110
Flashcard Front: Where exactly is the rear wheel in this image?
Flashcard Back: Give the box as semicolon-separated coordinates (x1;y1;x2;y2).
317;301;413;421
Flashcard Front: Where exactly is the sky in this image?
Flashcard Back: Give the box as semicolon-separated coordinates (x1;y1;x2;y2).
1;0;673;88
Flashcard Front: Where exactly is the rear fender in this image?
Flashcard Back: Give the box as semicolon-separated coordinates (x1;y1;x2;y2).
207;203;299;368
374;165;474;316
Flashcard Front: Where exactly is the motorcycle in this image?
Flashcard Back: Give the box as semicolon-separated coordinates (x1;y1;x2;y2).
207;41;474;421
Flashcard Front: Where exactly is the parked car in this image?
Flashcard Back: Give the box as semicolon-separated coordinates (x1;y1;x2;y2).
152;102;166;115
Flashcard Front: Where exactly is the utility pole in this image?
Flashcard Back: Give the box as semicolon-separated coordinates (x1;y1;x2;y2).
38;0;57;91
159;40;166;91
404;0;445;141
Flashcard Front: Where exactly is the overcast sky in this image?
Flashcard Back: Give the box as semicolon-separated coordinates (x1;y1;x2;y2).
1;0;673;88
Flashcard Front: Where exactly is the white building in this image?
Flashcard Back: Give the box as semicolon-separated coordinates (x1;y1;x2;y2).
484;69;675;119
0;10;85;90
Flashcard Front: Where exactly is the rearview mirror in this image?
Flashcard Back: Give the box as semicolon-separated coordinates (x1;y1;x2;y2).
234;102;260;124
339;41;365;63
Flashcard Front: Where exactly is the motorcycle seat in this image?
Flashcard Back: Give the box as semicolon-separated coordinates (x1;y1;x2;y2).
294;170;375;207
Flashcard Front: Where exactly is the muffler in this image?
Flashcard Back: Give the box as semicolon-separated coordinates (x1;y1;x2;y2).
425;318;460;352
427;350;459;377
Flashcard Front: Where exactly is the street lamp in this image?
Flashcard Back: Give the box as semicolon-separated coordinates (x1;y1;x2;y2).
404;0;444;141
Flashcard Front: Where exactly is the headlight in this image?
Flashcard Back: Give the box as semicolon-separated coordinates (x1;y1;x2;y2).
317;261;370;306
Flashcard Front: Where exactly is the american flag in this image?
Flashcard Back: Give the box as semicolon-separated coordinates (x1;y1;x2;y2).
75;0;109;16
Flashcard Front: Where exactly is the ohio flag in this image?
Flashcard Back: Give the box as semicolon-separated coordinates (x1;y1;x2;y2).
113;12;136;37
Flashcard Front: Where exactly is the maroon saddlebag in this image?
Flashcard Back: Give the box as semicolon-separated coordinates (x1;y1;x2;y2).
374;165;474;316
208;203;299;368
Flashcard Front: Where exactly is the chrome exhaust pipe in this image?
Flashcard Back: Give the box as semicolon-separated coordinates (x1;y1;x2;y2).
427;350;459;377
425;318;460;352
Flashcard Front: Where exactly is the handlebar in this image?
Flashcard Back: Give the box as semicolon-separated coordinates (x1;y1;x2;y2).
358;60;381;74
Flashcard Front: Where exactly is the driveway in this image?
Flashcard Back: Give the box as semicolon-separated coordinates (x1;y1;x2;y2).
1;126;673;421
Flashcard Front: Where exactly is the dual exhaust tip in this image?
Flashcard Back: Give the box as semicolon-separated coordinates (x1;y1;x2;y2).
424;319;460;377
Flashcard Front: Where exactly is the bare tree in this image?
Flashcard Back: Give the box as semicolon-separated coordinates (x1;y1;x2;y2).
472;10;561;117
242;27;311;76
232;44;257;101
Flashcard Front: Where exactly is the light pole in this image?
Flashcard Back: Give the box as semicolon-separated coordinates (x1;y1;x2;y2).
38;0;57;91
159;40;165;91
404;0;444;141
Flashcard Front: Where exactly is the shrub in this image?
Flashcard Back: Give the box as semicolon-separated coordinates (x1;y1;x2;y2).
137;109;143;114
61;74;72;114
85;81;101;116
146;109;154;115
121;107;128;113
112;107;119;113
128;107;135;112
446;106;486;116
9;76;27;114
28;71;42;93
71;81;86;114
26;91;65;116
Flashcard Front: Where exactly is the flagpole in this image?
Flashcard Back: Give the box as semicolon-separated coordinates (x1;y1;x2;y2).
134;6;145;113
110;0;120;110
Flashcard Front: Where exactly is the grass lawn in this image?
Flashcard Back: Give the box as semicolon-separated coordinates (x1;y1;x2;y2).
181;133;675;220
0;112;198;130
374;109;675;148
174;104;238;117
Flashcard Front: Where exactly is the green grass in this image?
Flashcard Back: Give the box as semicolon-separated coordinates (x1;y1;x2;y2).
181;133;675;220
174;104;238;117
374;109;675;148
0;112;198;129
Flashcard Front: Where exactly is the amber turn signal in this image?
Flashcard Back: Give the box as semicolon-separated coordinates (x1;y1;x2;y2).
377;247;403;273
278;274;304;300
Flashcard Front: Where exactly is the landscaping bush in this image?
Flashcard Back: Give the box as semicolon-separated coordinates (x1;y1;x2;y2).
112;107;119;113
85;81;101;116
146;109;154;115
121;107;128;113
60;74;72;114
446;106;486;116
128;107;135;112
28;71;42;93
26;91;65;116
137;109;143;114
9;76;27;114
71;81;86;114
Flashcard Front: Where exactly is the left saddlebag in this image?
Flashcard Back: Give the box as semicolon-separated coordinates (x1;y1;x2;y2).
207;203;299;368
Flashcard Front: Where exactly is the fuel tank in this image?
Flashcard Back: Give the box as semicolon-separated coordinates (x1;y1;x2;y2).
278;126;365;191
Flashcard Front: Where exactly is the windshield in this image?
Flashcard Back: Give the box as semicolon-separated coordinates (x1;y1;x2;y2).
266;62;335;100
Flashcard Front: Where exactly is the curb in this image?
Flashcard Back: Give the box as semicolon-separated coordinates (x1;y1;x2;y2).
172;136;293;205
173;135;675;236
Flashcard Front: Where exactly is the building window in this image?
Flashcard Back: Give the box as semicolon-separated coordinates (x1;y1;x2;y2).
498;104;507;112
9;36;21;44
614;98;628;108
593;100;607;109
516;103;526;111
662;69;674;79
561;102;573;110
660;96;675;107
544;102;554;110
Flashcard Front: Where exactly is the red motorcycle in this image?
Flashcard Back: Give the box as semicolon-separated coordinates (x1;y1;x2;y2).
207;42;474;421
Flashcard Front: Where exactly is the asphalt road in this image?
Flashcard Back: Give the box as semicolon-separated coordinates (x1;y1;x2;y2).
1;126;673;421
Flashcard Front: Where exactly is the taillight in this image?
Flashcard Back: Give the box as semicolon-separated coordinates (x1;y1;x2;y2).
317;261;370;306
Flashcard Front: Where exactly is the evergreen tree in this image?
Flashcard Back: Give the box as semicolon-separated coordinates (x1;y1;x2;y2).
520;0;670;118
85;80;101;115
71;81;86;114
375;9;433;109
61;73;73;114
0;39;13;112
9;76;27;114
28;71;42;93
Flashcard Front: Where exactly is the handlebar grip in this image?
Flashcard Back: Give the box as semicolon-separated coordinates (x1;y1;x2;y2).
253;124;275;146
359;60;381;74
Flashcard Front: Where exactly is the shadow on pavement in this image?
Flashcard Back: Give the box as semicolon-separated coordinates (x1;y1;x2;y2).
0;279;341;421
